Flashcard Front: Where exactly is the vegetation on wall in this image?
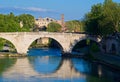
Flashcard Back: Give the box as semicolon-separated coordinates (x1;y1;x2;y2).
0;38;16;52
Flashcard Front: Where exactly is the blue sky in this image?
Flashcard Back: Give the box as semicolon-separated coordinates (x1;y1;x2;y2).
0;0;120;21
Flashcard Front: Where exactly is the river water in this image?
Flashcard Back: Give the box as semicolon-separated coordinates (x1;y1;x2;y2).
0;48;120;82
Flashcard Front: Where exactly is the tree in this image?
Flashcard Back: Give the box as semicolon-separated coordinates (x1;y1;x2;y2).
0;13;35;32
103;0;120;32
84;0;120;36
0;13;21;32
65;20;84;32
84;4;103;35
47;22;62;32
18;14;35;31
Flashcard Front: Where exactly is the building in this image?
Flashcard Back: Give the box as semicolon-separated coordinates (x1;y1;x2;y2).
35;14;65;29
35;17;57;27
36;37;49;46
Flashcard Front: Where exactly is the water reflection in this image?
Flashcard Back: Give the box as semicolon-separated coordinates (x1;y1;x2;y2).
98;65;102;77
72;58;91;74
73;58;120;82
28;48;61;56
0;57;16;76
28;56;62;74
2;57;85;79
0;48;120;82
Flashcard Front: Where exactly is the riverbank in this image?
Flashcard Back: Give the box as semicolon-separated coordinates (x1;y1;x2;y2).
0;52;27;57
88;52;120;70
61;52;85;58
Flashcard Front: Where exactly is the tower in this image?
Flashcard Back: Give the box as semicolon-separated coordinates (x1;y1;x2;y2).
61;14;65;28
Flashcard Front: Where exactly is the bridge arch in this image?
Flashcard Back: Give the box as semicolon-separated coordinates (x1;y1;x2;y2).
69;37;101;53
26;36;64;54
0;37;17;52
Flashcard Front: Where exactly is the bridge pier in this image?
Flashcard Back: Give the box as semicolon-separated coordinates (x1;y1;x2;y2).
61;49;72;57
16;48;28;55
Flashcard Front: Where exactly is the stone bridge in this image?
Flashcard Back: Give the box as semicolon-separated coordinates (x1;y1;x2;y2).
0;32;101;54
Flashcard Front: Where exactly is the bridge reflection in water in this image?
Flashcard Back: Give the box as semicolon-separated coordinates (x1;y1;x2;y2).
1;55;120;82
2;57;86;80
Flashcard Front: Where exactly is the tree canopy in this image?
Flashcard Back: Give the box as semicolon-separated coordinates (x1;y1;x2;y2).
17;14;35;31
47;22;62;32
65;20;84;32
0;13;35;32
84;0;120;36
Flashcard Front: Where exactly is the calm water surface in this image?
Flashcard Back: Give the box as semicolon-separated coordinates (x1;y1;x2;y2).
0;48;120;82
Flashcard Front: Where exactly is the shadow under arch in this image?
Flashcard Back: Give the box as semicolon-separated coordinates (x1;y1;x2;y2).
27;37;63;56
71;38;100;54
0;37;17;53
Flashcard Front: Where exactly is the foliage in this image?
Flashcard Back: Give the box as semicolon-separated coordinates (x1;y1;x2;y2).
17;14;35;31
90;43;100;52
65;20;84;32
47;22;62;32
0;13;35;32
86;39;90;45
0;13;20;32
84;0;120;36
0;38;15;51
0;38;5;50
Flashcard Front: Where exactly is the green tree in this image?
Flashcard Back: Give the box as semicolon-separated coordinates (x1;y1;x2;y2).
47;22;62;32
103;0;120;32
84;0;120;36
0;13;35;32
0;13;21;32
65;20;84;32
84;4;103;35
18;14;35;31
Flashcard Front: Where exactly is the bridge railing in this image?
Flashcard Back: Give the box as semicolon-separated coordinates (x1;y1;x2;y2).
0;32;87;36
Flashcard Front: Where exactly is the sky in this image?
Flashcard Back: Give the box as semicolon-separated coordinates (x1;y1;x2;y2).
0;0;120;21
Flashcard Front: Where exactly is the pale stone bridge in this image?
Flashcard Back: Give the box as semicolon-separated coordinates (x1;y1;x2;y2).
0;32;101;54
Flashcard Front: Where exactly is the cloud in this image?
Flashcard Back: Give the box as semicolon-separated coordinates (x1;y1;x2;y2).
0;6;59;13
14;7;51;12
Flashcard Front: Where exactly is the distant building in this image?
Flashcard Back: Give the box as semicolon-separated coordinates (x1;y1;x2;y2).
35;14;65;29
35;17;57;27
36;37;49;45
